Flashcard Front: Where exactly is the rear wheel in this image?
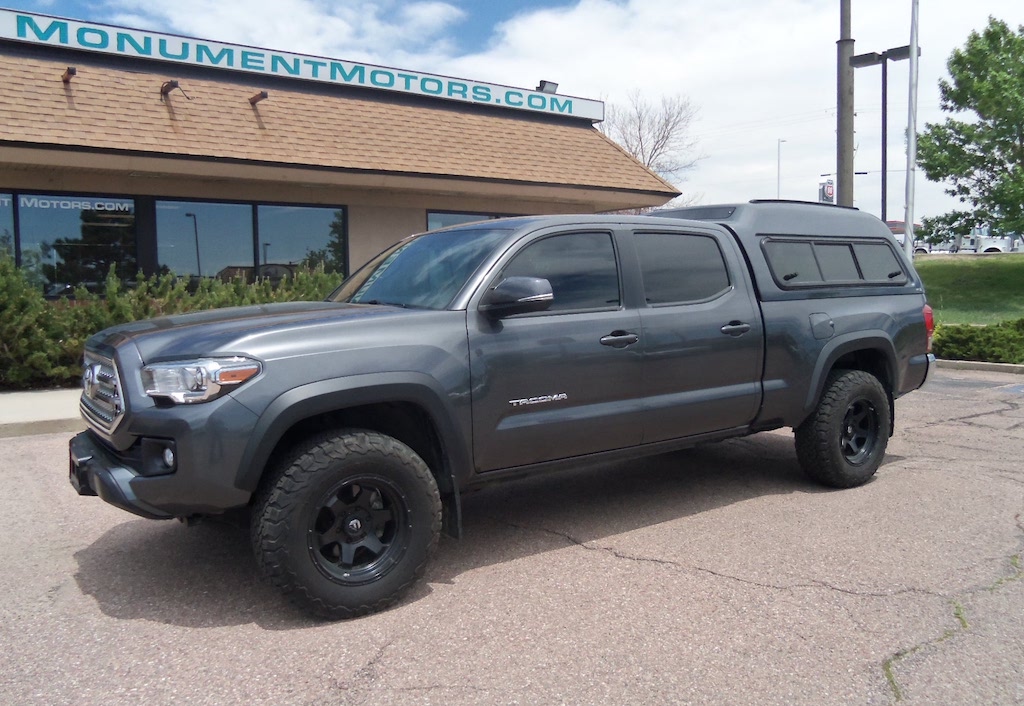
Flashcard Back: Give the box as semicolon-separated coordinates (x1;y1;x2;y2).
252;429;441;619
795;370;890;488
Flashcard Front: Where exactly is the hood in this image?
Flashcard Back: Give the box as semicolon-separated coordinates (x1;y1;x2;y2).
86;301;420;362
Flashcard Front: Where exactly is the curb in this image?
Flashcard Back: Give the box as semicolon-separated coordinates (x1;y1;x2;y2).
934;359;1024;375
0;418;84;439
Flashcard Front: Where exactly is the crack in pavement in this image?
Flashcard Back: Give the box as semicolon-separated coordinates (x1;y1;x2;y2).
328;641;517;701
329;637;396;704
884;453;1023;478
512;503;1023;705
504;521;944;599
949;399;1022;425
379;684;504;696
881;511;1024;702
901;397;1024;435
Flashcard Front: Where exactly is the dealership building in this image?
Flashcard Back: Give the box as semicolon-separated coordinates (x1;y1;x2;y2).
0;9;677;293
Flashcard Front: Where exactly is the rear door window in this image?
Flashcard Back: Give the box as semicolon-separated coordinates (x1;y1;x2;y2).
634;232;731;304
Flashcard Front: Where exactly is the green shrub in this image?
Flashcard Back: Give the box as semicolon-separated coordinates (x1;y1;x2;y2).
933;318;1024;364
0;255;343;390
0;255;59;388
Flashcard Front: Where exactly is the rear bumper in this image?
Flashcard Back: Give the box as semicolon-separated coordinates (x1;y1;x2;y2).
921;353;937;386
903;352;936;394
70;431;172;520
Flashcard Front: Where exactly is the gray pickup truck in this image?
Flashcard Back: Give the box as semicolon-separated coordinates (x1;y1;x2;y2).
69;200;935;619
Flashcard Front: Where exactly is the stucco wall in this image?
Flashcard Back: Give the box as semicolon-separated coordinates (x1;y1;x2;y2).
346;205;424;269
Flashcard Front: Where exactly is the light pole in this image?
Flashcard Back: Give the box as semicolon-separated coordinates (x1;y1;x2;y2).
850;44;919;222
776;138;786;199
184;212;201;277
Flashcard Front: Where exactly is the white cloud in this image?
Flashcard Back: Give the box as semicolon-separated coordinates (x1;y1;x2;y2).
431;0;1024;221
100;0;464;63
92;0;1024;220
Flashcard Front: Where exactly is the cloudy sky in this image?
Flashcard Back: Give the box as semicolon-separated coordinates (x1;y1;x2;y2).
7;0;1024;221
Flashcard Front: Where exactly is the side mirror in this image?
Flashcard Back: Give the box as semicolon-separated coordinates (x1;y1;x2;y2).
480;276;553;318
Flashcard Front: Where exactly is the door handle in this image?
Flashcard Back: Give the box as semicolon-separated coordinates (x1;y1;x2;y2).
720;321;751;336
600;331;640;348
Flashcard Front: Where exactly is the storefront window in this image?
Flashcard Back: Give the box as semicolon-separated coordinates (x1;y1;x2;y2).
17;194;136;296
427;211;507;231
157;201;253;280
257;205;347;277
7;194;348;288
0;194;13;259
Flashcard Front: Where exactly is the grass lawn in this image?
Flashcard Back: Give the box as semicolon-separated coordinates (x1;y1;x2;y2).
914;253;1024;325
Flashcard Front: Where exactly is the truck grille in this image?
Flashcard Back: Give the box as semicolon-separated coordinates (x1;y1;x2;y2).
80;352;125;434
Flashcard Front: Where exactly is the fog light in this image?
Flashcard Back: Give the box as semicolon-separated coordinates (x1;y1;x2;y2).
162;447;176;468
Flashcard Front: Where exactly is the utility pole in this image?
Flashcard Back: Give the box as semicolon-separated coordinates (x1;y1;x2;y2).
837;0;855;207
904;0;920;258
776;138;786;199
881;55;890;222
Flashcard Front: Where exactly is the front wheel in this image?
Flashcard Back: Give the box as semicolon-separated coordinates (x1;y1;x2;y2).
252;429;441;619
795;370;891;488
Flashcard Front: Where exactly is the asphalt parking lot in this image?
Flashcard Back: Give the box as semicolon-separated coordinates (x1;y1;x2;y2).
1;367;1021;705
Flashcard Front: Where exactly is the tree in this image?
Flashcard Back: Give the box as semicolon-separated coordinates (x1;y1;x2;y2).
300;209;347;275
598;90;703;189
40;209;137;293
917;17;1024;243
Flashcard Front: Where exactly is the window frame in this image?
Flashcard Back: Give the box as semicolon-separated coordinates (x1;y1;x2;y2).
2;188;349;293
155;197;349;281
10;190;140;296
761;235;908;289
633;230;733;307
487;229;624;316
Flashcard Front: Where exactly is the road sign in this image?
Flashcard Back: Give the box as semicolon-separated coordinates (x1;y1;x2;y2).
819;179;835;204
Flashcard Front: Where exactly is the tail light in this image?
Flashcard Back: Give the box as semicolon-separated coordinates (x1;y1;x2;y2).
923;304;935;353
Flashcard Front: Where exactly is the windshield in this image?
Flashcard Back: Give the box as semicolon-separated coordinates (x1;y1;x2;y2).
328;227;510;309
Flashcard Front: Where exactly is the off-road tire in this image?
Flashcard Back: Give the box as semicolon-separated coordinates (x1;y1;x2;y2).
252;429;441;620
795;369;891;488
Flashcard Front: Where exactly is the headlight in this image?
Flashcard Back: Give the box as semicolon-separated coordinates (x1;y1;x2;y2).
141;357;262;404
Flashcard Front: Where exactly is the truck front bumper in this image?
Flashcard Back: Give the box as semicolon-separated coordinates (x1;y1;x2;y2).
70;431;172;520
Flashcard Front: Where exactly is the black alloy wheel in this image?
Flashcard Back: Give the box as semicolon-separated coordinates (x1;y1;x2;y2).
839;397;880;466
309;475;410;585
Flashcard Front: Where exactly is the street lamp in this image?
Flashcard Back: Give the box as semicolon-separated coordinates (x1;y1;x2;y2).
850;45;920;222
776;138;786;199
184;212;201;277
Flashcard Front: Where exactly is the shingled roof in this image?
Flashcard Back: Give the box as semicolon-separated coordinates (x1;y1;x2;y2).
0;47;679;207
